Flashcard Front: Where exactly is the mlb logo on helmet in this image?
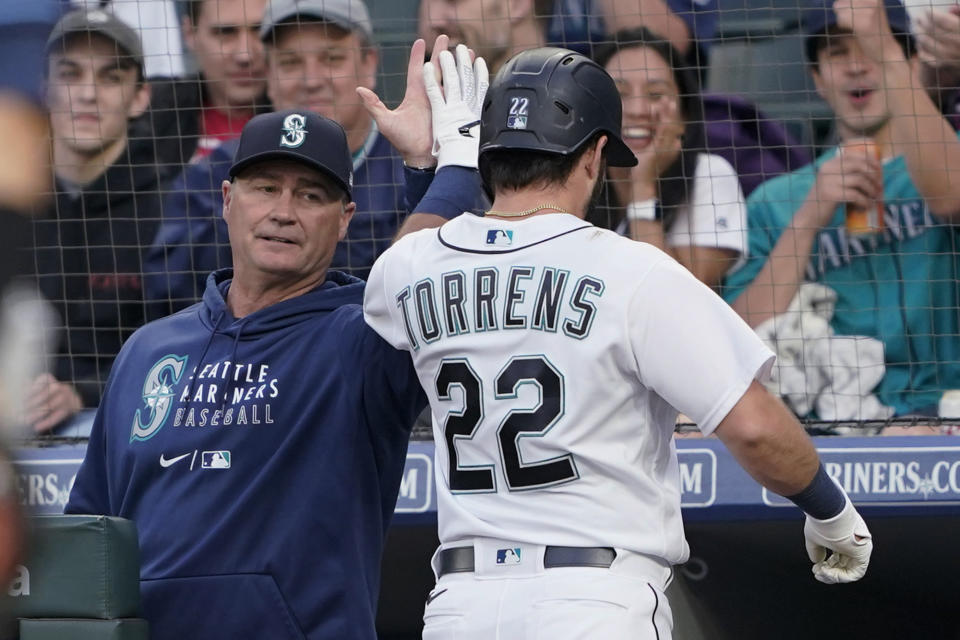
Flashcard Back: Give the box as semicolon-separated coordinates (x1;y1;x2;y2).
486;229;513;246
496;548;521;565
201;451;231;469
507;114;527;130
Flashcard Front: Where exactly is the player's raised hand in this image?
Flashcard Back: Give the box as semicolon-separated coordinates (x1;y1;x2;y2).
422;42;489;170
803;497;873;584
356;37;438;169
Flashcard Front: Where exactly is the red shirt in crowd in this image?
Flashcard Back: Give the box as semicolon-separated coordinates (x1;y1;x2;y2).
192;107;252;162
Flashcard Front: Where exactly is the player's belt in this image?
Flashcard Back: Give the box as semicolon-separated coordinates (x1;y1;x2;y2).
438;546;616;577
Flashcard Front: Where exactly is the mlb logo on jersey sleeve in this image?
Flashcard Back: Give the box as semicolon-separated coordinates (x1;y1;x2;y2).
201;451;231;469
486;229;513;246
496;548;522;565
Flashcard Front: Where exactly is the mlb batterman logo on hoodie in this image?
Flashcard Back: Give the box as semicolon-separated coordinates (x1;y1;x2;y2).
280;113;307;148
130;354;189;443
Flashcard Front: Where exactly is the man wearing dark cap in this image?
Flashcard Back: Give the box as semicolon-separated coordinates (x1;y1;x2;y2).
66;109;426;639
724;0;960;418
27;8;167;434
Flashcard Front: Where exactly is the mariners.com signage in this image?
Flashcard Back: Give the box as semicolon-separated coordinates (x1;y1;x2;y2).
12;438;960;516
762;445;960;507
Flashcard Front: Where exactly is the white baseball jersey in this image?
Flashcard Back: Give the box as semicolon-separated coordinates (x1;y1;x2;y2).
364;212;773;564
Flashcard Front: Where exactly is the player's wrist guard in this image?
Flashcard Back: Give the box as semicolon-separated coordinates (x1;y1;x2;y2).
413;166;483;220
786;463;846;520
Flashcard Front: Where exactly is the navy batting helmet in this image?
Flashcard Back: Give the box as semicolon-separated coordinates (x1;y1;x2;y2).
479;47;637;167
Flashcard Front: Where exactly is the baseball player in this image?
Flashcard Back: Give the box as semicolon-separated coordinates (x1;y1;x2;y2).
363;44;873;639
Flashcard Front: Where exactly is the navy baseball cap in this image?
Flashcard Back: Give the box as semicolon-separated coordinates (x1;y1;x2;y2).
804;0;912;62
229;109;354;199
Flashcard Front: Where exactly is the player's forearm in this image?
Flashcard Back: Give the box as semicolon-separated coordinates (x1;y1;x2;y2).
714;381;821;496
730;205;821;327
599;0;693;55
885;59;960;218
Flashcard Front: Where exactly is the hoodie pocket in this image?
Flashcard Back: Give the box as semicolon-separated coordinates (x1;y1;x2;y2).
141;573;306;640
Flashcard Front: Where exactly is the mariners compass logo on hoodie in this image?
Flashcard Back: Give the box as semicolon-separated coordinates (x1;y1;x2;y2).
131;354;189;443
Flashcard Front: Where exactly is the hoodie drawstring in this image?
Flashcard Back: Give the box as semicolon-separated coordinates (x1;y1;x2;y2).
218;317;249;414
183;309;224;410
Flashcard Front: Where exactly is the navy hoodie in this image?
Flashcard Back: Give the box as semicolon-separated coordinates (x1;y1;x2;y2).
66;268;426;640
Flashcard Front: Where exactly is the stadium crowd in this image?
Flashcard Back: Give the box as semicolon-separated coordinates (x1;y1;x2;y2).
20;0;960;439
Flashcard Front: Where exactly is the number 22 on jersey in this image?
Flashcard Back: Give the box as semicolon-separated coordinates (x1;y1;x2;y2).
435;355;579;493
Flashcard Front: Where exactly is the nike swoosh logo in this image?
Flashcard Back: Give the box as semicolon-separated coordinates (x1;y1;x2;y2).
458;120;480;137
159;452;193;468
425;588;448;605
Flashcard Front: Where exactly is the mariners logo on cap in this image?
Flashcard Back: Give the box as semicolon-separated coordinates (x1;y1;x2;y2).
280;113;308;148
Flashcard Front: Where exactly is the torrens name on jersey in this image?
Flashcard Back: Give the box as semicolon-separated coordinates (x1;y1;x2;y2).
394;266;605;349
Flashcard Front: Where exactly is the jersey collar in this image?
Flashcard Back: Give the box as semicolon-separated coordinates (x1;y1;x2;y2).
437;212;593;254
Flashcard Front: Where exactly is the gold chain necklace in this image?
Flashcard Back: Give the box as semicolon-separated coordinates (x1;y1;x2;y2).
485;204;572;218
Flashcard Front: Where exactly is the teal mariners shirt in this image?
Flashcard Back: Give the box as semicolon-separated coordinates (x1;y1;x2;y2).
723;143;960;416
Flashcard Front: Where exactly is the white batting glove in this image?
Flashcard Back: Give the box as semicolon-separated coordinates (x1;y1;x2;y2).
422;44;489;170
803;496;873;584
